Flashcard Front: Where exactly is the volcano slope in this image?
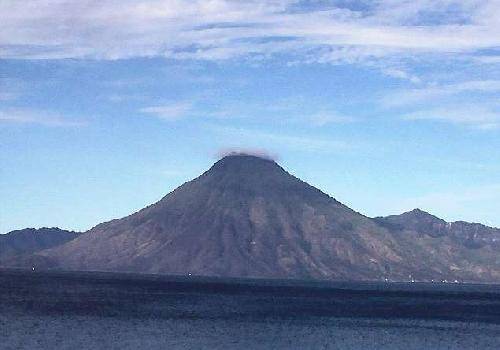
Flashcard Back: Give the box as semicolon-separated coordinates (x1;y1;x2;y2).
0;228;80;259
3;155;499;282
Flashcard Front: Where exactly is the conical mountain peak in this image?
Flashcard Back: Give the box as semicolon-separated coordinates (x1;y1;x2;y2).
5;156;500;283
196;154;313;198
210;154;281;175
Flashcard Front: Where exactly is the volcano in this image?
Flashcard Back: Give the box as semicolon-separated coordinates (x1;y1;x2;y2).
3;154;500;282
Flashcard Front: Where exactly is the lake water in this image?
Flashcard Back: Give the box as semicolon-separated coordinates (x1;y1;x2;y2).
1;270;499;349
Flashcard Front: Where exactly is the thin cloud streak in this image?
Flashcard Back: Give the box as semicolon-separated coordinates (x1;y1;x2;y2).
381;80;500;129
382;80;500;107
140;102;193;121
402;106;500;129
306;112;357;127
0;108;87;127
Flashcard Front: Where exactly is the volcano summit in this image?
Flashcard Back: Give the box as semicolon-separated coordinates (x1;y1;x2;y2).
3;154;500;282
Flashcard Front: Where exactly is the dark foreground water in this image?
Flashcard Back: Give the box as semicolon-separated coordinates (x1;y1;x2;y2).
1;270;500;349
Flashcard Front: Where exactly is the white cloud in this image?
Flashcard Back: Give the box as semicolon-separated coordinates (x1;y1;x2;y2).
107;93;146;103
1;0;499;67
0;109;86;127
381;68;421;84
216;147;278;161
383;80;500;107
139;102;192;121
403;106;500;129
476;56;500;64
306;112;356;126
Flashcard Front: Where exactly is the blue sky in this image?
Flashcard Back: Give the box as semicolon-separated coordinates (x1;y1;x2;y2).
1;0;500;233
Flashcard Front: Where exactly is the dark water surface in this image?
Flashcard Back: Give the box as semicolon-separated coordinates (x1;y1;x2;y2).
1;270;500;349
